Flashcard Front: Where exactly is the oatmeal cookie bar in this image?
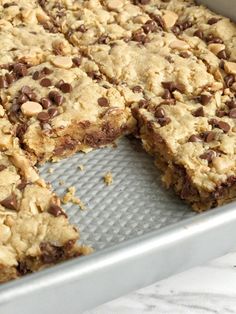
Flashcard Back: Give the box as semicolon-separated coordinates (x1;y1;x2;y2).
0;108;89;282
39;0;152;50
1;56;136;163
133;89;236;211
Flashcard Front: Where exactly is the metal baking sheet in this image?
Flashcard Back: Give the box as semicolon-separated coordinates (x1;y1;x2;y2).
1;137;236;314
197;0;236;22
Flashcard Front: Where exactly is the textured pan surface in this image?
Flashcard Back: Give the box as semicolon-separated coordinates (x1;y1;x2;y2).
40;137;196;250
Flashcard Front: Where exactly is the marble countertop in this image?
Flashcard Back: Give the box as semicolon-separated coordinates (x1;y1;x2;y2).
87;249;236;314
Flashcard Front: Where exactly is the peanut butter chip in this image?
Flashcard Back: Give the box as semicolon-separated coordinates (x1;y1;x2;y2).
169;40;189;50
21;101;43;117
224;61;236;75
208;43;225;55
51;56;73;69
107;0;123;10
162;11;178;29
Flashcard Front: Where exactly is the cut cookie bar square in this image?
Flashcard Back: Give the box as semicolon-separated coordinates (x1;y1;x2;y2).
0;56;136;163
39;0;130;49
0;14;76;70
133;91;236;211
86;34;217;98
0;109;89;283
39;0;152;50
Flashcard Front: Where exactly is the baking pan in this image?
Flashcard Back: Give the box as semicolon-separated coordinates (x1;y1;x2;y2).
1;3;236;312
196;0;236;22
1;137;236;313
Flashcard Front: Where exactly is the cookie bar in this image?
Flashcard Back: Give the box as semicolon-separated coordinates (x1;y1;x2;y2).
0;11;75;69
0;109;89;282
39;0;152;50
86;34;217;98
133;85;236;211
1;56;136;163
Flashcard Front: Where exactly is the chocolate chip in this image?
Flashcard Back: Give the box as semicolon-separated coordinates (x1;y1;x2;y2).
59;82;72;93
40;242;64;264
87;71;102;81
48;91;64;106
194;29;204;39
28;92;37;101
207;35;223;44
226;99;236;109
162;89;172;99
224;74;235;87
200;94;212;105
97;35;110;44
48;107;59;118
98;97;109;107
138;99;149;108
77;24;86;33
155;107;165;119
13;63;27;77
48;204;65;217
171;25;181;36
204;131;215;143
188;134;202;142
42;67;53;75
200;150;216;162
217;121;230;133
149;14;164;29
132;30;149;44
180;20;192;30
0;165;6;171
229;108;236;118
17;93;29;105
0;76;8;89
179;51;190;58
216;109;226;117
157;116;171;126
193;107;204;117
17;262;30;276
162;81;184;93
5;73;15;85
37;112;50;122
32;71;41;80
0;194;17;210
72;56;82;67
40;97;52;109
142;20;158;34
21;86;33;95
17;180;27;191
40;78;52;87
132;85;143;93
217;50;227;60
16;123;28;138
208;17;220;25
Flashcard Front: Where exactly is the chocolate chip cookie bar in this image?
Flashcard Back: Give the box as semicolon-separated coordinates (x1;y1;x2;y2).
0;108;89;282
39;0;152;50
1;56;136;163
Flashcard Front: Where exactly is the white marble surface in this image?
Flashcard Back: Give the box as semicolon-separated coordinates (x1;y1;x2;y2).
87;250;236;314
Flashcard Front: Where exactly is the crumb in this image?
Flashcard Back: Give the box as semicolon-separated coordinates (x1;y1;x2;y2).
103;172;113;186
78;164;84;171
47;168;54;174
59;180;65;186
61;186;87;210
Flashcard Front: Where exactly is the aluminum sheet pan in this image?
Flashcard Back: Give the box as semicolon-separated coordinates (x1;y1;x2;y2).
196;0;236;22
0;138;236;314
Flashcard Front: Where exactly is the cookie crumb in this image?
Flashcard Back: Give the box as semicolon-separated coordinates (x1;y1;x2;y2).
78;164;84;171
59;180;65;186
103;172;113;186
47;168;54;174
61;186;87;210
